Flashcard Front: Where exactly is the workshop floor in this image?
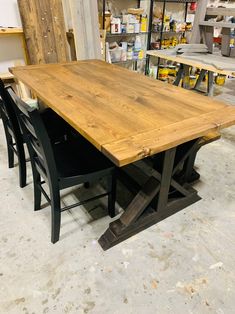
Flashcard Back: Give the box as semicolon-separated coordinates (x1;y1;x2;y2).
0;80;234;314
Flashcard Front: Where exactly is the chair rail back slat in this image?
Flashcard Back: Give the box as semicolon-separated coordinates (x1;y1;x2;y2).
7;88;59;186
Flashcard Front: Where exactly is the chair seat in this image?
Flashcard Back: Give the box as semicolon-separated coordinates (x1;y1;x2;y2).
42;109;72;141
53;137;114;178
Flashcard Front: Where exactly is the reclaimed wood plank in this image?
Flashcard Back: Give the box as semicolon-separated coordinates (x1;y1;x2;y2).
68;0;101;60
206;8;235;17
17;0;69;64
190;0;208;44
200;21;235;28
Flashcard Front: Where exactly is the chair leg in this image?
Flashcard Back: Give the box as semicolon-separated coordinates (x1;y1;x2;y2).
50;187;61;244
17;145;27;188
33;168;42;211
107;172;116;218
7;140;14;169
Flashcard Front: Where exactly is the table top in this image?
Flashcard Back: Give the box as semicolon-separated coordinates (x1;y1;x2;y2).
10;60;235;167
147;50;235;76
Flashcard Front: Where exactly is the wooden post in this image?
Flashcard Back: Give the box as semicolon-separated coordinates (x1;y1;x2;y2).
68;0;102;60
202;26;214;53
221;28;231;57
190;0;209;44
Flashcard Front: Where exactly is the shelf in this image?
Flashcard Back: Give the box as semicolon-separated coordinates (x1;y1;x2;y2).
0;27;23;36
106;32;149;38
206;8;235;17
112;58;147;65
0;72;14;80
151;30;191;34
200;21;235;29
150;46;176;51
156;0;198;3
188;10;196;15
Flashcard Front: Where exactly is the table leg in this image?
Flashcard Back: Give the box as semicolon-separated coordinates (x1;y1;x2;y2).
182;65;191;89
207;71;214;97
174;64;184;86
183;148;200;183
98;143;202;251
194;69;207;91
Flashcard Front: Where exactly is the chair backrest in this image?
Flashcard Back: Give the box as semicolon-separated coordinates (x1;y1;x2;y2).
7;88;58;185
0;79;24;149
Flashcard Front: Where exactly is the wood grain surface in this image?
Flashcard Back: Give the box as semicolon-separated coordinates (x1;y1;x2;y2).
68;0;101;60
10;60;235;166
17;0;69;64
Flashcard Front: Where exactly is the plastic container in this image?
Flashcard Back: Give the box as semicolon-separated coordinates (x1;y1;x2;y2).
111;18;121;34
140;15;148;32
168;65;176;77
189;75;197;88
134;23;140;33
158;65;168;81
215;74;226;86
127;23;135;33
127;44;133;60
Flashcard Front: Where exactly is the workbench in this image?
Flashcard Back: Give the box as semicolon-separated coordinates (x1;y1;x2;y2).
147;49;235;96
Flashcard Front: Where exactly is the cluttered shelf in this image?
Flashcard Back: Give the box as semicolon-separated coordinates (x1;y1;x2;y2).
148;0;197;55
106;32;149;38
152;30;191;34
112;58;147;65
101;3;149;67
100;0;197;71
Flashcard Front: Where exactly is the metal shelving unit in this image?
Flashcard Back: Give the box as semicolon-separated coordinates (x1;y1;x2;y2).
99;0;197;73
106;32;149;38
148;0;197;51
100;0;149;70
146;0;198;75
112;58;147;65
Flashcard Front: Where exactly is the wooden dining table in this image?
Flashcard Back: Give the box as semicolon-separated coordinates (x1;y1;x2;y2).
10;60;235;250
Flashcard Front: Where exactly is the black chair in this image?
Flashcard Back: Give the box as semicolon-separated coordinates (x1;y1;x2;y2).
8;88;116;243
0;79;74;188
0;81;26;187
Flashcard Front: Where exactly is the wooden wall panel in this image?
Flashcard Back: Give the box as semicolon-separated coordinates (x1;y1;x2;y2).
69;0;101;60
17;0;69;64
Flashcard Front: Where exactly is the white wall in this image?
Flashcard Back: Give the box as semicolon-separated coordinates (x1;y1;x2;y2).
0;0;21;27
0;0;24;74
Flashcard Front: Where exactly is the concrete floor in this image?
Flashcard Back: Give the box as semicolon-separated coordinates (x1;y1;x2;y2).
0;81;235;314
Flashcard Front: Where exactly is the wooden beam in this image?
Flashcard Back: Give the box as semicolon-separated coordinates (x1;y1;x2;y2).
68;0;101;60
190;0;209;44
200;21;235;28
17;0;69;64
206;8;235;17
